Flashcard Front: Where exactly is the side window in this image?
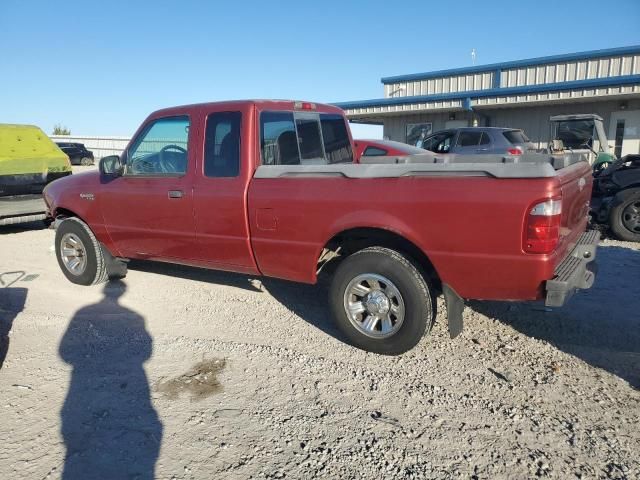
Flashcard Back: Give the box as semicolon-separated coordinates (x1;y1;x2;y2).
456;131;482;147
434;133;456;153
363;146;388;156
261;112;299;165
320;114;353;163
126;116;189;175
422;133;445;152
479;132;490;145
204;111;241;177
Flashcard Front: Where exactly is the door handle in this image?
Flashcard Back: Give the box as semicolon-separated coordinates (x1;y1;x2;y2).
168;190;183;199
476;148;489;152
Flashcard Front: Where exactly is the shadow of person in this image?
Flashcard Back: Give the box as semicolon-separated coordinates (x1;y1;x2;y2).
59;280;162;479
0;285;28;370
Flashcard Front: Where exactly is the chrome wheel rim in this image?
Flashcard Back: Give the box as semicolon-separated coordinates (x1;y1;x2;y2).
343;273;405;338
60;233;87;275
622;200;640;233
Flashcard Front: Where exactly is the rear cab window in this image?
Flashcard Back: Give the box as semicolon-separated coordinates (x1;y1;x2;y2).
260;110;353;165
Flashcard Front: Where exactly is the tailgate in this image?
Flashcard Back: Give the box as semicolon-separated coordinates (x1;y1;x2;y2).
554;161;593;261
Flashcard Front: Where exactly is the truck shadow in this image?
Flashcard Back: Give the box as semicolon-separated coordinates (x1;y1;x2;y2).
59;280;162;479
128;261;344;341
469;245;640;389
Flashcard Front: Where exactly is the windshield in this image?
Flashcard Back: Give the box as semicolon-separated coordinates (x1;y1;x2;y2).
554;120;595;150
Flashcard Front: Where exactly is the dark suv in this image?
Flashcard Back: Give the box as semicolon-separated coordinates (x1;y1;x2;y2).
56;142;95;166
419;127;536;155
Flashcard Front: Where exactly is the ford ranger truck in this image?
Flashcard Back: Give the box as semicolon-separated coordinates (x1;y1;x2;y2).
1;124;72;226
43;100;599;355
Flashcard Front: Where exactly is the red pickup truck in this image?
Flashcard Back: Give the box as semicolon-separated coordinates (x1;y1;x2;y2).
43;100;599;354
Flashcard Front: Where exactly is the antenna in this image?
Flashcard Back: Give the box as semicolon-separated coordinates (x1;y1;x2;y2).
471;48;477;66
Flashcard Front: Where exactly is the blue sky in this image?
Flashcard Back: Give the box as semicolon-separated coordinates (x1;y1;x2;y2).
1;0;639;138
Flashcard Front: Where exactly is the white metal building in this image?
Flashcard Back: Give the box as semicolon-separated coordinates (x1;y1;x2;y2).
335;46;640;157
49;135;130;160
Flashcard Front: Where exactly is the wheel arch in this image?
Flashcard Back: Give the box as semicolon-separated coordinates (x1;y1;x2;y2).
317;226;441;292
54;206;85;222
52;206;120;257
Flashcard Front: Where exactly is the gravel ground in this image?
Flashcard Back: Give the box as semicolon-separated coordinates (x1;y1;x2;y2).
0;220;639;480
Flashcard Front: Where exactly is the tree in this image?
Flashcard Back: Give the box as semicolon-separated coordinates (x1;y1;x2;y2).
53;124;71;135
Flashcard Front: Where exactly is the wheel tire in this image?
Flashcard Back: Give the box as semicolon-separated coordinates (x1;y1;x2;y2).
609;188;640;242
329;246;435;355
80;157;92;166
55;217;109;285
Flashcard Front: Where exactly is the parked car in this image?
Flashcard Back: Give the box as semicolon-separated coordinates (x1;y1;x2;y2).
44;100;598;355
419;127;536;155
591;154;640;242
56;142;95;166
1;124;72;226
354;139;425;162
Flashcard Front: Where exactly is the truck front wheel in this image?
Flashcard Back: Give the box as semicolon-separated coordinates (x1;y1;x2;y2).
55;217;109;285
609;188;640;242
329;247;435;355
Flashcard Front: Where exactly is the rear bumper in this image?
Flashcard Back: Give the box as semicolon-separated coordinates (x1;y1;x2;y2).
545;230;600;307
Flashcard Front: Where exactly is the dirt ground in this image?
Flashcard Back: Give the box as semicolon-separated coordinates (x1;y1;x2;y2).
1;216;639;479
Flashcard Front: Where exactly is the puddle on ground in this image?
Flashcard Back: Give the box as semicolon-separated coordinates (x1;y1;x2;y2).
156;358;226;401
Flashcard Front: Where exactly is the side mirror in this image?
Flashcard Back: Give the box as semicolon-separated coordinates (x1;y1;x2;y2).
99;155;123;176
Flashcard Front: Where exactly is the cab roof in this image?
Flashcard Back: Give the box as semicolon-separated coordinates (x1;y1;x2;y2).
150;100;345;117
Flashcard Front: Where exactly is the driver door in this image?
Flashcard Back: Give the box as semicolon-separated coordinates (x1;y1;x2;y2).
100;115;196;259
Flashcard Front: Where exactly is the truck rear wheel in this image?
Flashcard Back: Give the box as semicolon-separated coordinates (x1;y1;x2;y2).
609;188;640;242
329;247;435;355
55;217;109;285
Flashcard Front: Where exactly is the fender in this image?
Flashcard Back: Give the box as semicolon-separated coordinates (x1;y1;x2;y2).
44;173;121;257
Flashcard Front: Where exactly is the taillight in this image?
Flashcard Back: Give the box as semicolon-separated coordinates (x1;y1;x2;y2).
523;198;562;254
507;147;523;155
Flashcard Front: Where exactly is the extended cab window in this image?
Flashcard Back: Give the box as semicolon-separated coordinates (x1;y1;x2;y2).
260;111;353;165
126;116;189;175
204;111;241;177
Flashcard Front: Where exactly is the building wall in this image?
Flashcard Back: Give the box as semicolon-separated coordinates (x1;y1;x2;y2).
382;49;640;99
383;98;640;154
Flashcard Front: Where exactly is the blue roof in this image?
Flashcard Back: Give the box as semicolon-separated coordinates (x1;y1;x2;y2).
380;45;640;84
333;75;640;111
